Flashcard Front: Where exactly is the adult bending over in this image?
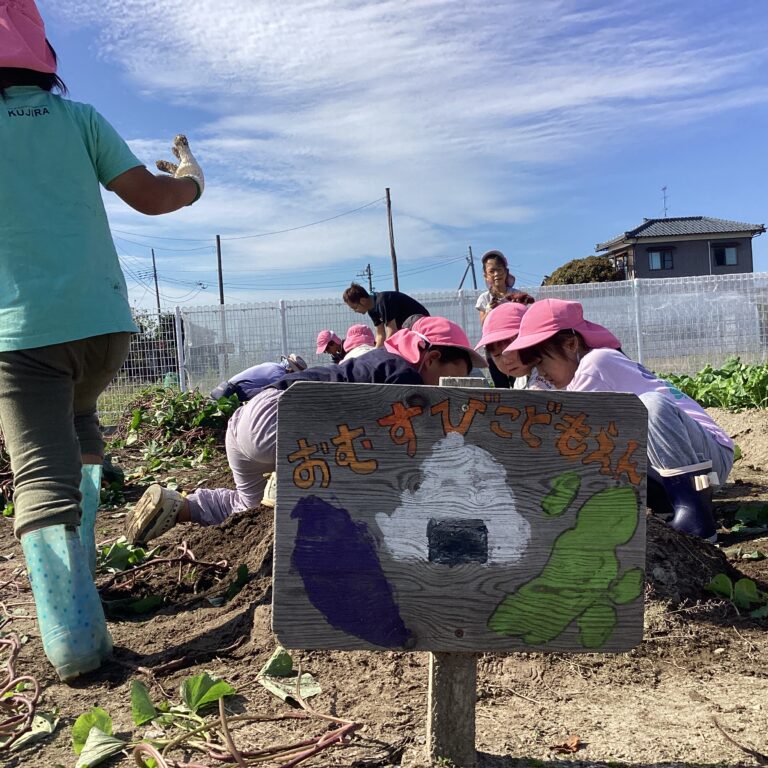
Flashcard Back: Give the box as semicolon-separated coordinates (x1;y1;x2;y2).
343;282;430;347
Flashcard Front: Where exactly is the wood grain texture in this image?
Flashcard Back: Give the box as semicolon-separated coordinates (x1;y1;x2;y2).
273;382;647;653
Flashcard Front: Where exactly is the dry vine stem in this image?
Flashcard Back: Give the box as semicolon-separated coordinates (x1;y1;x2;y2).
0;633;40;750
99;540;228;590
132;659;363;767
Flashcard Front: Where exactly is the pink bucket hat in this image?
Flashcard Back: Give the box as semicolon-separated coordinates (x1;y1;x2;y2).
475;303;528;350
385;316;488;369
0;0;57;73
315;330;342;355
344;324;374;351
505;299;621;353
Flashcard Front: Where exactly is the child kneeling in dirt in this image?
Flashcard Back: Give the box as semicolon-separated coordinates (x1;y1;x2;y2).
209;354;307;402
127;317;487;542
506;299;734;541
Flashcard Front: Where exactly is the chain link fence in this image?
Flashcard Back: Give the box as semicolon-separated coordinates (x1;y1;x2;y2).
98;272;768;424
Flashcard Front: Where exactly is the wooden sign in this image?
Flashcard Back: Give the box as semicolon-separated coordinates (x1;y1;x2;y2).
273;382;647;653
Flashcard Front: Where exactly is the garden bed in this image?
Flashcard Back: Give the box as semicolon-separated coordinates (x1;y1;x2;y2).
1;394;766;768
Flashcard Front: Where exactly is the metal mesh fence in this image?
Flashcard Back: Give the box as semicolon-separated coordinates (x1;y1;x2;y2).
98;272;768;424
537;273;768;373
97;310;181;426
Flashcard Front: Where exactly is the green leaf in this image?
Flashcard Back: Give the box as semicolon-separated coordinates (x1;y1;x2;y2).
259;646;294;677
102;595;165;619
74;727;126;768
180;672;236;714
750;604;768;618
130;680;157;726
733;577;761;609
9;711;59;751
257;647;321;703
705;573;733;600
733;444;742;461
129;408;143;431
72;708;112;755
224;564;249;602
734;505;768;528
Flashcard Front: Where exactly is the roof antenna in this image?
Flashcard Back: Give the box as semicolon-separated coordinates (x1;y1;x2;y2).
661;185;669;218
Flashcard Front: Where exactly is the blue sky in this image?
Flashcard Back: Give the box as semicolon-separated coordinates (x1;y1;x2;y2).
41;0;768;309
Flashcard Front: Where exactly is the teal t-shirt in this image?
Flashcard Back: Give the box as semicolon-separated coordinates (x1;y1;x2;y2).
0;87;141;351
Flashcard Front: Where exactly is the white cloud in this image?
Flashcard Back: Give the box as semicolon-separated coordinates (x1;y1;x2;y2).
47;0;768;306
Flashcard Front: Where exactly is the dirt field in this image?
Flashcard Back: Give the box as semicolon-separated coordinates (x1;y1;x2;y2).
1;408;767;768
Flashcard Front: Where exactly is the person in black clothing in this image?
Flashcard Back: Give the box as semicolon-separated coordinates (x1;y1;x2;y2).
343;282;430;348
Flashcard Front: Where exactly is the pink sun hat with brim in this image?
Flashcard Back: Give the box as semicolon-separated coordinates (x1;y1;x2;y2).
475;303;528;350
504;299;621;353
0;0;57;73
344;324;374;351
385;316;488;369
315;329;342;355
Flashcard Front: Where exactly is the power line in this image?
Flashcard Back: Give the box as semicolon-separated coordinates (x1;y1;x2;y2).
110;196;385;244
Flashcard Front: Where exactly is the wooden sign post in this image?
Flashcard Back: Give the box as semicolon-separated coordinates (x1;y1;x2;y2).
274;382;647;766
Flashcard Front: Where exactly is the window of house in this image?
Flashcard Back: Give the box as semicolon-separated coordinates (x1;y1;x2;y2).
648;250;673;271
713;244;738;267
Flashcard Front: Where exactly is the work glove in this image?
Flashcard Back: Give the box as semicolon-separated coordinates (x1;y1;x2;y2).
156;134;204;203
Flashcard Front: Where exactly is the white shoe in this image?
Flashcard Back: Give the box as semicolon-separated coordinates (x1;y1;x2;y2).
261;472;277;508
127;484;185;543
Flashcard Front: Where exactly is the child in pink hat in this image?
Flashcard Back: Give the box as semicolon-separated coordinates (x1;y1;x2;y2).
0;0;206;681
315;330;344;362
127;317;483;543
474;303;551;390
507;299;734;541
343;324;375;360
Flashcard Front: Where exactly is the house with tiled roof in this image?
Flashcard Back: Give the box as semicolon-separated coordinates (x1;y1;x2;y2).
596;216;765;279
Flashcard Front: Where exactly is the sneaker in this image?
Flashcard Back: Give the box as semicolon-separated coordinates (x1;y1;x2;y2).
127;484;185;543
261;472;277;508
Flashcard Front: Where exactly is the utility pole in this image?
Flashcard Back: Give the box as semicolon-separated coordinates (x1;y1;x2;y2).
385;188;399;290
467;246;478;290
215;234;228;378
151;248;161;319
357;263;374;293
458;247;479;291
216;234;225;305
661;186;669;218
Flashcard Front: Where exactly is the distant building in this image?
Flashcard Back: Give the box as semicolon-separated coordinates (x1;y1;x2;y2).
596;216;765;279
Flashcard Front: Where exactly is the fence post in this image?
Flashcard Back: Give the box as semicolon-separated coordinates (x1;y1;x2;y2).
218;305;229;381
279;299;289;357
458;289;468;332
632;278;643;365
174;306;187;392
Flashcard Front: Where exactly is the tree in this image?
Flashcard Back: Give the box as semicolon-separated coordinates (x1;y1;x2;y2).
542;256;624;286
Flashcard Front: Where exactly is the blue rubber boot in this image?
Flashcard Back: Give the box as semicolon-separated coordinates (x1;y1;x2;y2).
21;525;113;682
79;463;102;576
647;463;717;542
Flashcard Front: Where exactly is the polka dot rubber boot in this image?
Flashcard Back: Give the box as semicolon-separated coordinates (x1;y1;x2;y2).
20;525;113;682
79;463;102;577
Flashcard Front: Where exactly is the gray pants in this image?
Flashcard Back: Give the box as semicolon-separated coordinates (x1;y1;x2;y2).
641;392;734;482
0;333;131;536
187;388;281;525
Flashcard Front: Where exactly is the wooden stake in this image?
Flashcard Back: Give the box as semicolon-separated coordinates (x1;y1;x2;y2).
427;652;478;767
426;375;488;768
